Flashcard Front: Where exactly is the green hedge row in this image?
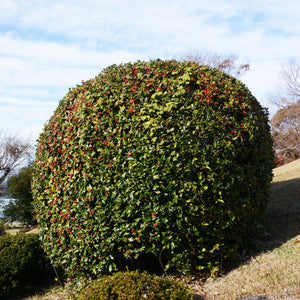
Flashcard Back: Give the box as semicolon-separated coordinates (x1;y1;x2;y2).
0;233;54;296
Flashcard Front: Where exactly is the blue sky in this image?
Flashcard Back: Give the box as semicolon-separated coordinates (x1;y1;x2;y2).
1;0;300;143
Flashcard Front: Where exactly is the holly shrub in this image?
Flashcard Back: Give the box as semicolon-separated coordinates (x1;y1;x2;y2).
32;60;274;278
78;270;193;300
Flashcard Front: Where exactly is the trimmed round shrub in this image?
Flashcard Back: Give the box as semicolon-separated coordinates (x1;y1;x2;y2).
32;60;274;277
0;233;53;296
78;270;193;300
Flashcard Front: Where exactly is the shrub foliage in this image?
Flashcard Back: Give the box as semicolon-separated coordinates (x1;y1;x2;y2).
78;270;193;300
0;233;53;296
32;60;274;277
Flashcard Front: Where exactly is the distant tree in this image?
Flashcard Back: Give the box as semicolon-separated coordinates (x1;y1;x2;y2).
281;58;300;99
0;131;32;184
3;165;35;225
271;101;300;165
0;182;8;197
184;51;250;78
271;59;300;165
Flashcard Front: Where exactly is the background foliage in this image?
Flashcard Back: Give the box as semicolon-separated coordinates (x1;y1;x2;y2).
4;165;35;225
32;59;274;278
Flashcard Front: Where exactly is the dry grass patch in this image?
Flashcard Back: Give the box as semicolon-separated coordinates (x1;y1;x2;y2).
5;228;19;235
23;286;72;300
22;281;79;300
200;236;300;299
272;158;300;183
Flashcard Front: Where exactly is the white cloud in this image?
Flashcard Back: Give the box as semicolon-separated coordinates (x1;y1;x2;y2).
0;96;57;142
0;0;300;140
0;33;142;67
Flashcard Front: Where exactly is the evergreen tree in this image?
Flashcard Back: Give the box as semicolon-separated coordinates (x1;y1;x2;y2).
3;165;35;225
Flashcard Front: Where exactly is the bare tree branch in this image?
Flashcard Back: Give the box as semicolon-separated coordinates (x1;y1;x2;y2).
271;100;300;165
282;59;300;99
270;58;300;165
0;131;33;184
184;50;249;78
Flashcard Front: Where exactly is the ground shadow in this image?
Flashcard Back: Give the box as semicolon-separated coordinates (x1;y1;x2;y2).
1;283;59;300
0;262;61;300
221;177;300;273
259;178;300;249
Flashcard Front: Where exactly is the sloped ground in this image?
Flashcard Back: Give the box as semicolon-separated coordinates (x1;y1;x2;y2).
199;236;300;299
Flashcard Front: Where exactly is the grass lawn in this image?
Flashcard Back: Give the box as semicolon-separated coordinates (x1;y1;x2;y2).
22;160;300;300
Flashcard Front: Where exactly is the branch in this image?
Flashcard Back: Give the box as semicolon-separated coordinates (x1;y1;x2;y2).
0;131;33;184
282;59;300;99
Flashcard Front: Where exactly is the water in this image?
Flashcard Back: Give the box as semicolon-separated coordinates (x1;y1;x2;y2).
0;197;15;218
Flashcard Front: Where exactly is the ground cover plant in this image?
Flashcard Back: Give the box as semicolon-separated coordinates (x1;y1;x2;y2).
32;59;274;278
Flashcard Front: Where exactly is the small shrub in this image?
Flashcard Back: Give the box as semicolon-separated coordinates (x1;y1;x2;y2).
78;270;193;300
0;222;6;236
0;233;54;296
32;59;274;277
